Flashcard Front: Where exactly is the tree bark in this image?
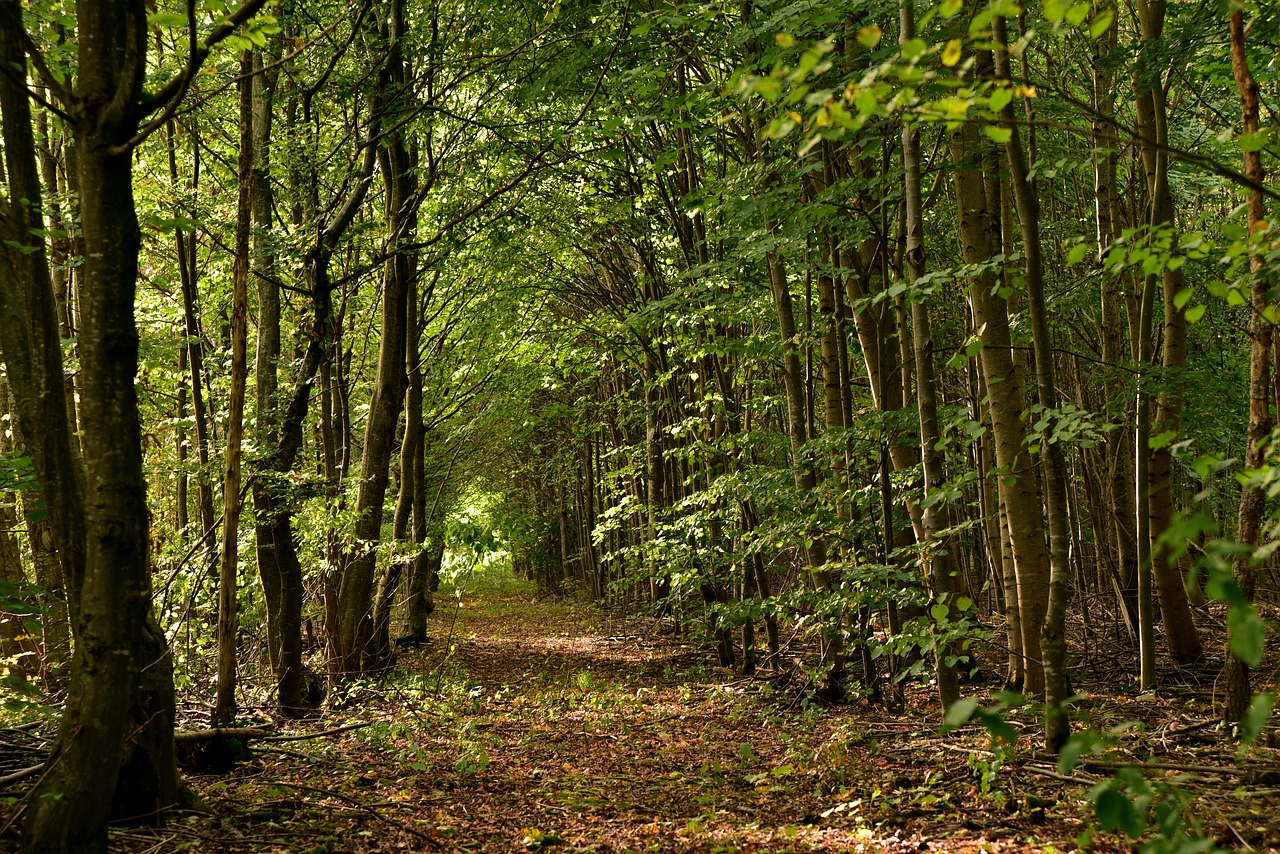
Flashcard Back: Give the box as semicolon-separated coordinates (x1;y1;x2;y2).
333;0;413;677
950;119;1051;694
214;53;255;727
1224;5;1268;723
250;44;284;677
993;17;1073;749
901;2;960;710
1133;0;1203;674
0;2;182;846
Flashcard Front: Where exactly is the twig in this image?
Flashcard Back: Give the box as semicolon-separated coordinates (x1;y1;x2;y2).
255;745;314;761
174;727;273;742
0;721;42;733
261;721;373;742
268;781;443;847
1224;817;1256;851
1021;764;1098;785
1079;758;1255;776
0;763;44;787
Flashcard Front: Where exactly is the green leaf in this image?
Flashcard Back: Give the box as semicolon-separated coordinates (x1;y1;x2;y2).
941;38;962;66
148;11;190;27
1148;430;1177;451
753;77;782;101
1229;606;1266;667
854;88;880;116
988;87;1013;113
1064;2;1090;26
1173;287;1193;310
1239;692;1275;756
1057;733;1088;774
856;25;882;49
939;0;964;18
1088;9;1114;38
1094;786;1144;838
902;37;928;59
1184;304;1207;323
941;697;979;732
977;709;1018;745
1043;0;1069;23
930;603;950;622
1240;129;1269;152
1067;243;1089;265
984;125;1012;143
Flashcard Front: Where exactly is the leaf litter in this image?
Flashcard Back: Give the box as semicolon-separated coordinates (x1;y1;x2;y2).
2;587;1278;852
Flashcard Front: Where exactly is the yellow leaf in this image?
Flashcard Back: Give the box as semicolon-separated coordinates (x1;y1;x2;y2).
1015;85;1037;98
775;33;795;48
942;39;963;67
787;111;803;123
856;24;882;49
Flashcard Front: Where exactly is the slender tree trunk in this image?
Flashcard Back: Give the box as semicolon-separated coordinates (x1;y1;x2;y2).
1091;6;1139;636
901;5;960;709
1225;5;1268;723
250;45;284;677
993;18;1073;749
214;54;255;726
950;119;1051;694
334;3;412;676
1134;0;1203;673
766;243;844;691
370;268;425;668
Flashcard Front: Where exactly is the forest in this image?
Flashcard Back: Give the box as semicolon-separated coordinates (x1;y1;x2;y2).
1;0;1279;850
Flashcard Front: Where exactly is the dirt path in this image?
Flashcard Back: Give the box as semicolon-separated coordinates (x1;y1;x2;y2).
42;582;1199;852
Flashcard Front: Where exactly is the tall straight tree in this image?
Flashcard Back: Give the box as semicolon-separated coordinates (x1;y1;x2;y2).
950;115;1051;694
333;0;413;676
901;0;960;712
215;52;255;726
1132;0;1202;681
993;15;1072;749
1224;3;1269;723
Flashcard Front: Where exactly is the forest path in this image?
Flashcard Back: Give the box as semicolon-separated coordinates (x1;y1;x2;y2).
125;581;1084;852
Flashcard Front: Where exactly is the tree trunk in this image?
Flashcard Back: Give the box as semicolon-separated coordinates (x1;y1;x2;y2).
167;125;217;549
766;243;844;692
901;6;960;709
1091;5;1139;636
1224;5;1268;723
250;44;284;676
950;119;1051;695
0;2;181;846
993;17;1073;749
333;2;412;677
214;52;255;727
1134;0;1203;673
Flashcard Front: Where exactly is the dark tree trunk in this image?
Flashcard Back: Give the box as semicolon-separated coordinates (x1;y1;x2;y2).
0;1;181;846
333;0;413;677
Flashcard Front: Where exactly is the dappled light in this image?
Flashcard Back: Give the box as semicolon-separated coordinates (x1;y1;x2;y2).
2;0;1280;850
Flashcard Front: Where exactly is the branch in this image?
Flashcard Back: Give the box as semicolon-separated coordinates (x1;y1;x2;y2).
270;781;444;847
110;0;273;155
0;763;43;788
9;24;71;106
1041;86;1280;205
260;721;373;742
173;726;272;742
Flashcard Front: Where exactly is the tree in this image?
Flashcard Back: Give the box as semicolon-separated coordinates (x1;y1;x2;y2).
0;0;269;847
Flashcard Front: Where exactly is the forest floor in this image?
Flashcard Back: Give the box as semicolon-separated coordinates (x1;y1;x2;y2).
3;576;1279;852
